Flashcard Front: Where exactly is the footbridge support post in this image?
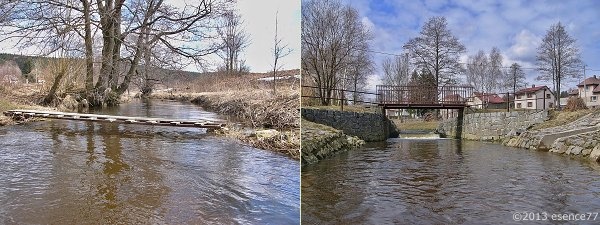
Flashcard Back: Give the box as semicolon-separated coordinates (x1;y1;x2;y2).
455;108;464;139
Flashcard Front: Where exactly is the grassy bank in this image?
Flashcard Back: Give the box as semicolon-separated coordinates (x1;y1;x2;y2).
151;70;301;159
531;109;595;130
0;85;56;125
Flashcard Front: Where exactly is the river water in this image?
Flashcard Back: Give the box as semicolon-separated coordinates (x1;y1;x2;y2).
0;100;299;224
301;137;600;225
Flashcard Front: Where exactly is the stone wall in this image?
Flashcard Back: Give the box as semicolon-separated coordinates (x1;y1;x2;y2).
301;108;399;142
438;110;548;141
549;130;600;162
504;111;600;150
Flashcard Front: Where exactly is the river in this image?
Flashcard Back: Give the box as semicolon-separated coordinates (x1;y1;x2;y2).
0;99;299;224
301;136;600;224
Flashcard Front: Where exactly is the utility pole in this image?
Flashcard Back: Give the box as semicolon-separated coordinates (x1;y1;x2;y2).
584;64;587;104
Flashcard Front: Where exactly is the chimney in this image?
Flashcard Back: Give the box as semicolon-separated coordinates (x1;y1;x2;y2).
532;84;535;88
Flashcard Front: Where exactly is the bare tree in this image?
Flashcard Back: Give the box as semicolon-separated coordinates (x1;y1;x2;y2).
466;50;488;92
403;16;465;87
504;63;527;94
271;11;292;95
536;22;582;108
382;53;410;86
302;0;372;105
488;47;503;92
466;47;503;94
1;0;233;107
345;45;373;103
216;10;249;76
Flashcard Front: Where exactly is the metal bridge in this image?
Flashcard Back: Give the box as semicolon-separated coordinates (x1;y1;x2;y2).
376;85;474;109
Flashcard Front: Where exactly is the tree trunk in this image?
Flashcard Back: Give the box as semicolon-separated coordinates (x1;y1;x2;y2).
82;0;94;97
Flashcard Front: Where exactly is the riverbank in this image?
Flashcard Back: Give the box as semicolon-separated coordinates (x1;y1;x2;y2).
436;108;600;162
301;119;364;165
0;85;58;125
148;69;301;159
503;109;600;162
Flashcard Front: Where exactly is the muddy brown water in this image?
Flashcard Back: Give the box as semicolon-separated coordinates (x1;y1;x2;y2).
301;137;600;225
0;99;299;224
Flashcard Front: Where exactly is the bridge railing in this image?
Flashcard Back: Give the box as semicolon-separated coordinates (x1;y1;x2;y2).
376;85;474;105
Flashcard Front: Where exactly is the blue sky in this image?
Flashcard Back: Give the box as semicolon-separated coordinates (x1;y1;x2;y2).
342;0;600;91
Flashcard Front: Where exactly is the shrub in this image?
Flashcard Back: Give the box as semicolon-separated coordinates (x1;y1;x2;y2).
565;97;587;111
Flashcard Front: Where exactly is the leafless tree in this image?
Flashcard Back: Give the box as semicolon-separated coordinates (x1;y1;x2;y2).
382;53;410;86
466;50;488;92
1;0;232;107
344;45;373;103
466;47;503;94
271;11;292;95
536;21;582;108
403;16;465;87
302;0;372;105
504;62;527;94
216;9;249;76
488;47;503;91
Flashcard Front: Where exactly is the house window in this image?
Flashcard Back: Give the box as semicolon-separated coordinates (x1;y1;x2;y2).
517;103;522;108
546;94;551;99
527;102;533;107
527;93;533;98
592;96;597;102
516;95;522;99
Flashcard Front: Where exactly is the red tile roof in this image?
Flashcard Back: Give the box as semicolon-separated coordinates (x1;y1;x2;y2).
594;85;600;93
473;92;505;104
515;85;549;95
577;76;600;86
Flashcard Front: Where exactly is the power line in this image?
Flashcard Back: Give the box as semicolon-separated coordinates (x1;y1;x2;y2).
362;49;600;72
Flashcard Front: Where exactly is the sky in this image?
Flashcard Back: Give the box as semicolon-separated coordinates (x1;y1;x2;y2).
341;0;600;92
0;0;301;73
232;0;301;73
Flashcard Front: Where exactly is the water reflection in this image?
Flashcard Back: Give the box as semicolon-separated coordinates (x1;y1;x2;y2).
302;139;600;224
0;100;299;224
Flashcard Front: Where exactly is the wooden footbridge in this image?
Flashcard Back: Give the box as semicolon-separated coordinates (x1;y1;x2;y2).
3;110;226;130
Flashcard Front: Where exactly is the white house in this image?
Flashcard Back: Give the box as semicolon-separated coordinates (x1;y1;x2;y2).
514;85;555;110
467;92;507;109
576;75;600;108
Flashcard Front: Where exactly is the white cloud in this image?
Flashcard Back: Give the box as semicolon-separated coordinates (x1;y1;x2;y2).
508;29;540;62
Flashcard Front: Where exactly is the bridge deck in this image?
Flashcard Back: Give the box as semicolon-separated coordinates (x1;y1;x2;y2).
3;110;226;129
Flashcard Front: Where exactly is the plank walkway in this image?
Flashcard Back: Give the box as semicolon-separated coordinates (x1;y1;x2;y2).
3;110;226;130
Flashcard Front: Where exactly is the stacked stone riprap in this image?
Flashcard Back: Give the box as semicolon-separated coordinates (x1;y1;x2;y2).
438;110;548;141
301;123;364;165
504;112;600;149
549;130;600;161
301;108;399;142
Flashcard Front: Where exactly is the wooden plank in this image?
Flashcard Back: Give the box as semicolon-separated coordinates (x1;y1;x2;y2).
3;109;225;129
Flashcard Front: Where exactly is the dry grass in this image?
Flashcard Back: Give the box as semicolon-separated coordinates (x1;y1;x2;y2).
227;128;300;159
392;119;439;131
531;109;594;130
153;70;301;159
